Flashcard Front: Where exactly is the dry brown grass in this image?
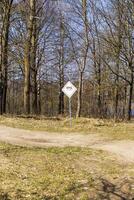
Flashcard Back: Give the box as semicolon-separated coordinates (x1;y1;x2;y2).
0;142;133;199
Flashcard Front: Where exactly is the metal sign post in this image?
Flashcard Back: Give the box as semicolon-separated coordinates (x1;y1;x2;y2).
69;98;72;127
62;81;77;127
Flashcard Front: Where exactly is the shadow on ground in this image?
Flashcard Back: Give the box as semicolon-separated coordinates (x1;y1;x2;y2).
96;178;134;200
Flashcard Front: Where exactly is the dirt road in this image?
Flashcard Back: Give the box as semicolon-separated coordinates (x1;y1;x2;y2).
0;126;134;162
0;126;104;147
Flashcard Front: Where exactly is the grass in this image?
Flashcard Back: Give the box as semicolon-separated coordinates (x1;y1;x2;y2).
0;142;134;199
0;116;134;199
0;116;134;140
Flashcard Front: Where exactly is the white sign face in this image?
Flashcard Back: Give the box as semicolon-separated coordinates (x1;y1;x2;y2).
62;81;77;99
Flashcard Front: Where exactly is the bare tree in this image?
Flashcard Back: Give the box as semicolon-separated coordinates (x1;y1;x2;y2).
0;0;14;114
23;0;36;114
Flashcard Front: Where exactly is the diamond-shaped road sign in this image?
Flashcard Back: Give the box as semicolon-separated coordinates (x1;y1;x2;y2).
62;81;77;98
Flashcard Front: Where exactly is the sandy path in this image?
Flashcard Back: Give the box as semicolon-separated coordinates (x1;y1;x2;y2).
93;141;134;163
0;126;134;162
0;126;103;147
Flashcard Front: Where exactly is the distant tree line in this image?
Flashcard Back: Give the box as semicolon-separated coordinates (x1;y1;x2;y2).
0;0;134;120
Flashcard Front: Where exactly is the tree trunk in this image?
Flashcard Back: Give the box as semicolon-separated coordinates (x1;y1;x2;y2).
114;66;119;120
37;81;41;115
123;84;127;119
58;69;64;115
24;44;31;115
115;86;119;119
2;41;8;114
24;0;35;115
76;71;83;118
97;73;101;117
33;71;38;114
128;81;133;121
2;71;7;113
0;1;13;114
58;18;64;115
96;57;102;117
31;4;38;115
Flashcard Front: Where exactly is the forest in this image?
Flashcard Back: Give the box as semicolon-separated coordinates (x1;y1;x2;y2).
0;0;134;120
